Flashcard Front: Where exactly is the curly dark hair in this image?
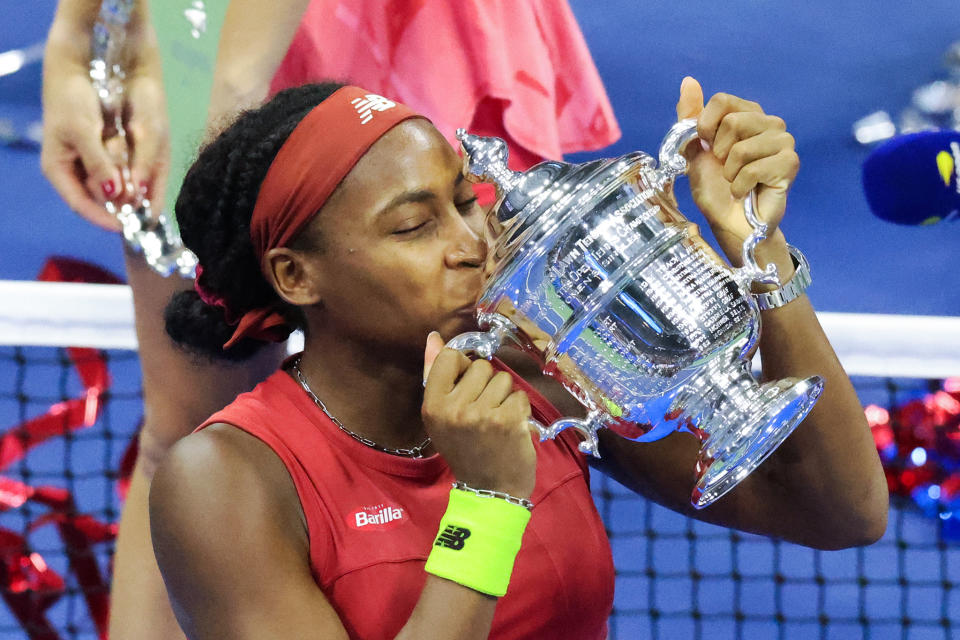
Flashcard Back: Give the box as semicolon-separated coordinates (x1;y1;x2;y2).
164;82;345;362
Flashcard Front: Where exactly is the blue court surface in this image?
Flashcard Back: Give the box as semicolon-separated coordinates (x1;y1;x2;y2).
1;2;959;639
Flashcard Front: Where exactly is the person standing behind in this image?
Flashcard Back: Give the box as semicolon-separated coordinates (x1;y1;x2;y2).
208;0;620;172
43;4;284;640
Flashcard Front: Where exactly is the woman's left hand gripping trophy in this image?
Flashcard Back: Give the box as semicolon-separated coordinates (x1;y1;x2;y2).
91;0;196;277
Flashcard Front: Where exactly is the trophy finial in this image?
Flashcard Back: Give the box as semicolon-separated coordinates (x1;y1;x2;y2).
456;128;522;196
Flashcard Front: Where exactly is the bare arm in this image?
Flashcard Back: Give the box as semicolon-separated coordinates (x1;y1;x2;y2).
151;425;500;640
594;235;887;550
44;4;290;639
512;80;887;551
516;243;886;550
207;0;312;130
109;247;284;640
604;82;888;549
47;0;153;64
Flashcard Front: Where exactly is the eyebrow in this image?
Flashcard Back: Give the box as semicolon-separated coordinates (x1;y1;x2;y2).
374;173;466;219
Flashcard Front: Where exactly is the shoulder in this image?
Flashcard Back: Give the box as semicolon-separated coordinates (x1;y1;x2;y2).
198;368;297;429
150;423;308;558
149;427;348;638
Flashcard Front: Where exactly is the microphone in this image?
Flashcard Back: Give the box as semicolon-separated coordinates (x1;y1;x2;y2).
862;130;960;225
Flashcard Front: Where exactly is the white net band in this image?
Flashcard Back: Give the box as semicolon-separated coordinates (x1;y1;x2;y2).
1;280;135;350
3;280;959;378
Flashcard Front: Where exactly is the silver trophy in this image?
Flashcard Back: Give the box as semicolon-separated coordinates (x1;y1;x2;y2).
91;0;197;278
447;120;824;508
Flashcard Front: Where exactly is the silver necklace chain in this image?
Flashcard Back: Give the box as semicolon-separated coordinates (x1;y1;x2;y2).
290;358;432;459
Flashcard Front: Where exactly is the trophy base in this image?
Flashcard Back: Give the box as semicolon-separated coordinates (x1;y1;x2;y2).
690;375;824;509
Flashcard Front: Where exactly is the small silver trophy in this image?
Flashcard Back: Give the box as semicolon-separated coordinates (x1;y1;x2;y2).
447;120;823;508
91;0;197;278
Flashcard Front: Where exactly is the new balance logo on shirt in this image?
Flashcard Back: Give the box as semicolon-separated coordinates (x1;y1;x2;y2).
435;525;471;550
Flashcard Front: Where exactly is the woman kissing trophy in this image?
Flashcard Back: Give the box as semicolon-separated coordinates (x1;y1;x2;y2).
447;118;823;509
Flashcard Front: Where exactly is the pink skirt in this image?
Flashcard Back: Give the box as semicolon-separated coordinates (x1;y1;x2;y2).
270;0;621;173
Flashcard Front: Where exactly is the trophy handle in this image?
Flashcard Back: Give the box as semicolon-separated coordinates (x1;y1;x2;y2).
446;313;605;456
444;312;519;359
657;118;780;289
733;191;780;288
528;412;604;457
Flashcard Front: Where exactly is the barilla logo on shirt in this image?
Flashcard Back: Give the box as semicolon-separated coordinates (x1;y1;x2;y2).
348;503;406;531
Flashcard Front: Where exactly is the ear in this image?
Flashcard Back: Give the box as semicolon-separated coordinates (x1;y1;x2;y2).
262;247;325;307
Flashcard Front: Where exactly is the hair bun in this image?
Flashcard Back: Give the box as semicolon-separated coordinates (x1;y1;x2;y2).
164;290;266;362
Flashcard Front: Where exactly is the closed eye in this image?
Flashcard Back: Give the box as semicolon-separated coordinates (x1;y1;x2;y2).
456;197;479;212
392;220;431;235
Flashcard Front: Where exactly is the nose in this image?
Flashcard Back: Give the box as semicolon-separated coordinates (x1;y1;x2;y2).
443;209;487;269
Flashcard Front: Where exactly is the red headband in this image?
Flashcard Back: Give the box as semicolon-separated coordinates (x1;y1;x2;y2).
212;86;424;349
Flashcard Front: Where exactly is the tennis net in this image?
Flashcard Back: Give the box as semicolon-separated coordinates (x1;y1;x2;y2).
2;274;959;640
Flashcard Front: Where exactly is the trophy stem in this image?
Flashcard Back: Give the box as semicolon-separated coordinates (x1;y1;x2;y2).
669;357;824;509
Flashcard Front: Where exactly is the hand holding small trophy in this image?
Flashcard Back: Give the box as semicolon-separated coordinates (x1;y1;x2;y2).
90;0;197;278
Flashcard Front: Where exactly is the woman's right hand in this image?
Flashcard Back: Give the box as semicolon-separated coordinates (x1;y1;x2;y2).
421;332;537;499
41;2;169;230
41;51;124;230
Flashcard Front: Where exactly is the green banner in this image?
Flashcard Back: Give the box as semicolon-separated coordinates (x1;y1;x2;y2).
148;0;227;226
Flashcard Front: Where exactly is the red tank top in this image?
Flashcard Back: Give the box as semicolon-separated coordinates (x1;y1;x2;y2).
199;360;614;639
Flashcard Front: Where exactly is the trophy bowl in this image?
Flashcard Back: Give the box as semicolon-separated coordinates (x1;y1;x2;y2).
447;119;824;509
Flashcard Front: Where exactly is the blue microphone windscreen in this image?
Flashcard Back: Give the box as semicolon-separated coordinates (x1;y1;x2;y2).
862;130;960;225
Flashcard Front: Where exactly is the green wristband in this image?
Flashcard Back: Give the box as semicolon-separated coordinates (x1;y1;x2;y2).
424;487;532;597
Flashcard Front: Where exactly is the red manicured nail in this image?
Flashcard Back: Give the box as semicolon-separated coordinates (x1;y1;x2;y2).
101;180;116;199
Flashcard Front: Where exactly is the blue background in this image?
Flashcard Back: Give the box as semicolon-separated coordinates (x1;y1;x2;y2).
1;2;959;639
6;1;959;314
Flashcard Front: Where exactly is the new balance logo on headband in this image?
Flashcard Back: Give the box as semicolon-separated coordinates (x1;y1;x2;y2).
435;525;471;550
351;94;398;125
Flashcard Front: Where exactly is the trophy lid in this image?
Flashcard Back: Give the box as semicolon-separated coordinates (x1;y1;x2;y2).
457;129;657;263
458;129;611;221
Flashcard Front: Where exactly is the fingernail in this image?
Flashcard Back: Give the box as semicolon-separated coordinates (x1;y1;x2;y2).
138;181;149;197
101;180;116;199
700;139;711;152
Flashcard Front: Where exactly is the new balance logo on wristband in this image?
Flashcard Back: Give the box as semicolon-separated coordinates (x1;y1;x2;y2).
435;525;471;550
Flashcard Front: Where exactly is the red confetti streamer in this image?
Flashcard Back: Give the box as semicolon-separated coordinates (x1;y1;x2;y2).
868;378;960;540
0;528;63;640
116;428;140;502
0;397;102;472
0;258;128;638
29;514;112;638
